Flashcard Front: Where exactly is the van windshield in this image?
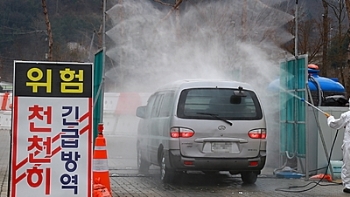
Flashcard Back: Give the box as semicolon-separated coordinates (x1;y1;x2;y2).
177;88;263;120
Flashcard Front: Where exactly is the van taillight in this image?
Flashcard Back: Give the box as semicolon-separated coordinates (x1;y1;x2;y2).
248;129;266;139
170;128;194;138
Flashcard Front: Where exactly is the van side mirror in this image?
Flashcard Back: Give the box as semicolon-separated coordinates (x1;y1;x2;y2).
136;106;146;118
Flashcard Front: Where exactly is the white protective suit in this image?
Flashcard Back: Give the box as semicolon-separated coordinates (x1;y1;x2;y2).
327;109;350;189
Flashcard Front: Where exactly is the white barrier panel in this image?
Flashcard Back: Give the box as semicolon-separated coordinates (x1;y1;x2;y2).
102;92;150;135
0;92;12;111
0;92;12;130
104;92;120;113
111;115;140;136
103;112;118;135
0;111;11;130
0;111;3;129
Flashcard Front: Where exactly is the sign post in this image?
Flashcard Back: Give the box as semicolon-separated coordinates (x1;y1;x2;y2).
10;61;93;197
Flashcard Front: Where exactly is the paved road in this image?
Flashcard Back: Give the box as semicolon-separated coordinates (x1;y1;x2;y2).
106;135;347;197
109;169;346;197
0;130;348;196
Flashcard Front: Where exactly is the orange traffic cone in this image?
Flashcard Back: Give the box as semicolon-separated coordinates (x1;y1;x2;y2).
93;182;112;197
93;123;112;195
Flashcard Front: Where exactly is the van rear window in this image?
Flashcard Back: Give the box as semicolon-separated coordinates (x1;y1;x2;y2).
177;88;263;120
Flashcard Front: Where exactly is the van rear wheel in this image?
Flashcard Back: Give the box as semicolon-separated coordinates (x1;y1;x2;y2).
241;171;258;184
137;146;150;174
160;151;175;183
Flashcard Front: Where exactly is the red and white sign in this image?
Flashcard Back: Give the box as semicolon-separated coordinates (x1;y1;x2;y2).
10;61;93;197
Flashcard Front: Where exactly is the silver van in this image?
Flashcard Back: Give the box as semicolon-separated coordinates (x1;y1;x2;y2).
136;79;267;184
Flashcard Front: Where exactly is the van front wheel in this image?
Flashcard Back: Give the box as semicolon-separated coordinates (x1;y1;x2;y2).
160;151;175;183
137;147;150;174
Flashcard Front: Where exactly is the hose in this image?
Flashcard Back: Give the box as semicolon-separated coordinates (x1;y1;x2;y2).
308;75;323;106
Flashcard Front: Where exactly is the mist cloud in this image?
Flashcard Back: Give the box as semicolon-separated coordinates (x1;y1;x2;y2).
105;0;292;93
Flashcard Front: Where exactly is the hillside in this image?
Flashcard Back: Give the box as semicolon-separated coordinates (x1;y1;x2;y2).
0;0;102;82
0;0;345;84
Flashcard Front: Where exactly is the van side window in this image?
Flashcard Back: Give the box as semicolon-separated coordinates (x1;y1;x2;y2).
145;95;156;118
151;94;163;118
159;92;174;117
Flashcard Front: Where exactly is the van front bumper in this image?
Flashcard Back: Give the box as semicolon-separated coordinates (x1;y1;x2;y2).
167;150;266;172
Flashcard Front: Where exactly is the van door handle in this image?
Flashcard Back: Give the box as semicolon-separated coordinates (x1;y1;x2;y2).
194;138;248;143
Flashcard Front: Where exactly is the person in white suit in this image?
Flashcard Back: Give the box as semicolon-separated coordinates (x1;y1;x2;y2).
327;101;350;193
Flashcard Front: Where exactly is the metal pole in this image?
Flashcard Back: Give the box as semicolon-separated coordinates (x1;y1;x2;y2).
100;0;106;124
295;0;298;57
294;0;301;177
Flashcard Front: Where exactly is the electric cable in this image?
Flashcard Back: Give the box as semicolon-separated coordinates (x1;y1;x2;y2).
275;128;341;193
305;85;334;177
273;159;288;175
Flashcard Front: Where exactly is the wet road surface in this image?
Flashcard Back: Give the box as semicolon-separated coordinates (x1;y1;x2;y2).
106;135;346;197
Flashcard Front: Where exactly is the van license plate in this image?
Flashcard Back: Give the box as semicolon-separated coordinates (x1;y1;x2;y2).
211;142;238;153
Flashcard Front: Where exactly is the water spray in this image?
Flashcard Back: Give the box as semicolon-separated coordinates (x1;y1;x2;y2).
277;85;330;117
300;98;330;117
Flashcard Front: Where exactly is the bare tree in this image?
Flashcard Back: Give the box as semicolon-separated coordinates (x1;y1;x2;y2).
281;3;323;64
154;0;184;22
321;0;329;77
42;0;54;60
326;0;349;93
344;0;350;96
346;0;350;64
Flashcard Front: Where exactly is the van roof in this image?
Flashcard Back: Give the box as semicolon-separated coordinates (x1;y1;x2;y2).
156;79;255;91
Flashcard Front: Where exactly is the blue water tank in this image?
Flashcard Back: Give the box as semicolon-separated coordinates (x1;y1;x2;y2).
307;69;345;93
267;67;346;106
267;69;345;93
